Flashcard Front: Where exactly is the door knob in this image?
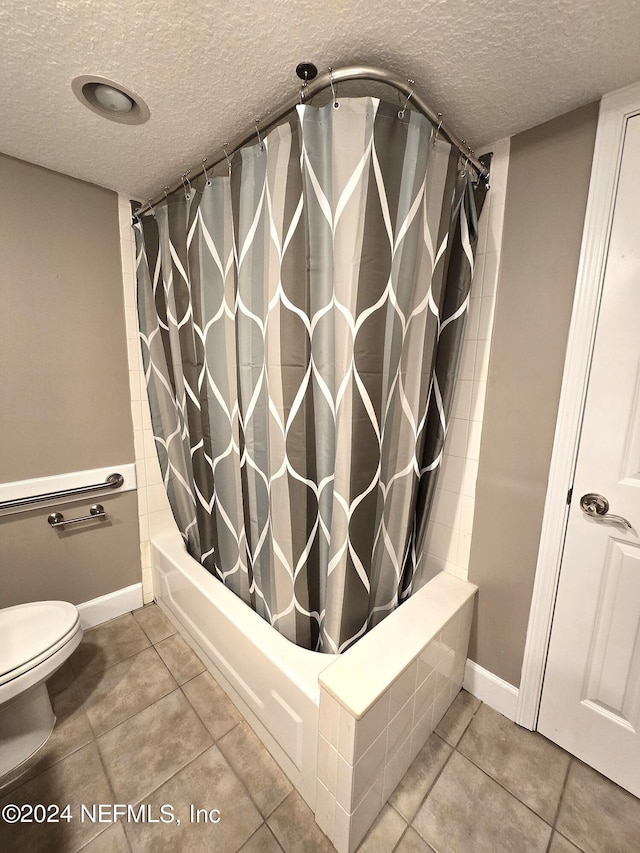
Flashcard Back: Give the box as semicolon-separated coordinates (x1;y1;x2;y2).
579;493;632;528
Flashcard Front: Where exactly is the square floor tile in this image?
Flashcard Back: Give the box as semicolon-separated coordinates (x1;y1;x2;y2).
458;704;570;822
394;827;436;852
389;733;452;823
182;671;242;742
98;689;212;803
412;751;551;853
79;646;176;736
155;633;206;685
217;722;292;818
124;746;262;853
70;614;150;679
556;759;640;853
80;822;130;852
548;832;582;853
238;824;284;852
355;803;406;852
267;790;335;853
433;689;480;747
133;603;176;644
0;742;113;853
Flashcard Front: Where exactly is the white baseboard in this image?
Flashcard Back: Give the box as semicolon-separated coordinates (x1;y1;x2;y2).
77;583;143;630
463;659;519;722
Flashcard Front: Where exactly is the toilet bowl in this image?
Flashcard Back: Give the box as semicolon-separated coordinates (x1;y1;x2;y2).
0;601;83;785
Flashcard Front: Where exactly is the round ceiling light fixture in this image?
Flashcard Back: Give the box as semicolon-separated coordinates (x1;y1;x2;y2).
71;75;150;125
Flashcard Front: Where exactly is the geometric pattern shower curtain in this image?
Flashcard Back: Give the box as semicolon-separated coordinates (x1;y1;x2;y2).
135;97;486;652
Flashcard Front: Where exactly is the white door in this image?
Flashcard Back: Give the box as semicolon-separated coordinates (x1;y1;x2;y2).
537;111;640;796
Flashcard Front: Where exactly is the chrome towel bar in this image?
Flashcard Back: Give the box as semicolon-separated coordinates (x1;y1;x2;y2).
0;472;124;512
48;504;106;529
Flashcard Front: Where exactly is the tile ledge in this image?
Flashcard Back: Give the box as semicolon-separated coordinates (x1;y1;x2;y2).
320;572;477;720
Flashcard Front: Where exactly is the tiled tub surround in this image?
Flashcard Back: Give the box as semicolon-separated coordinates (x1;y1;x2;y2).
420;138;509;583
151;526;475;853
316;578;475;852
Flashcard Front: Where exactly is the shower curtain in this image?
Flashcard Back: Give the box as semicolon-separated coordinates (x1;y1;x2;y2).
135;97;486;653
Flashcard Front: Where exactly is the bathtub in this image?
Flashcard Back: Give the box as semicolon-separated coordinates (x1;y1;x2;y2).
151;526;476;853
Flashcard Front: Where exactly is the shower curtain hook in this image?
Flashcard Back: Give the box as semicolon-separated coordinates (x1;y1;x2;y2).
433;113;443;146
222;144;232;175
181;170;192;200
459;143;470;176
163;186;170;200
466;146;475;178
202;157;212;186
299;71;309;105
329;67;339;108
397;80;414;119
254;119;264;151
147;198;156;217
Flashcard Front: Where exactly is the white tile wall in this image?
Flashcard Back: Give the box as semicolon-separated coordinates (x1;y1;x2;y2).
117;197;173;603
422;139;510;581
316;592;475;853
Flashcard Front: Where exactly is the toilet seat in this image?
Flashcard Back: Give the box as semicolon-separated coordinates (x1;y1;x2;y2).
0;601;81;686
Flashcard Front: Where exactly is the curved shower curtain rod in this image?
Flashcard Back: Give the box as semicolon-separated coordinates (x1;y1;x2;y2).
135;64;490;219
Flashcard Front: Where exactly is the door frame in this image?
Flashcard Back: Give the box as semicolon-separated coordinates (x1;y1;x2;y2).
516;80;640;729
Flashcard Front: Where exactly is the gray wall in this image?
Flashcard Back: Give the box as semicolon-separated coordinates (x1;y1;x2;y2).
0;153;140;607
468;103;600;687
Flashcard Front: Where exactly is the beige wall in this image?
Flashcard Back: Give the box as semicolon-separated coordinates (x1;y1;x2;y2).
0;153;140;607
467;103;599;687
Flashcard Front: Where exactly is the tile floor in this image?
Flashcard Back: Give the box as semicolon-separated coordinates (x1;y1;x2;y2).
1;604;639;853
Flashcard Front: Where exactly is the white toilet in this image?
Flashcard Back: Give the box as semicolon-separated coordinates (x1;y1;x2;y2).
0;601;83;786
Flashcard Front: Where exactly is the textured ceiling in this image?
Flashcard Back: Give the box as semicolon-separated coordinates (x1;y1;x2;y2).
1;0;640;200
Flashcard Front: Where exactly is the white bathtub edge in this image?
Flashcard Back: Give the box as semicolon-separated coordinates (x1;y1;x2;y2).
150;528;337;703
154;595;319;809
151;528;328;809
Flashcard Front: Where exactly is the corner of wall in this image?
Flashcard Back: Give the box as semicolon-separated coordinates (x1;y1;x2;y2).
117;196;173;604
420;138;510;583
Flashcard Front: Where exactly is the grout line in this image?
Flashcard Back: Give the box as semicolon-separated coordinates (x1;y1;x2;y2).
404;733;457;846
443;691;482;747
126;740;214;811
546;759;587;853
71;629;152;683
162;640;290;828
453;744;555;829
552;757;573;830
390;825;410;852
216;724;293;823
178;672;243;746
76;645;177;740
451;718;563;837
92;748;133;853
385;802;410;852
241;822;286;852
88;679;136;853
77;821;133;853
